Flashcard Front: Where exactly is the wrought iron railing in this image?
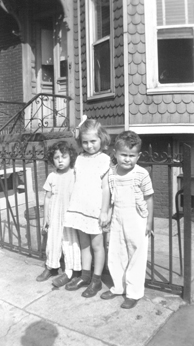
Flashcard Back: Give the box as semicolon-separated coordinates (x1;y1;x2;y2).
0;93;71;138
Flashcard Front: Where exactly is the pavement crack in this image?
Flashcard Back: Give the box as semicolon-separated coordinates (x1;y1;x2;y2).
1;314;28;339
22;309;119;346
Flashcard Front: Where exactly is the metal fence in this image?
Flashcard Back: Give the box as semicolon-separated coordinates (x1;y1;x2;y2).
0;93;71;138
0;141;192;302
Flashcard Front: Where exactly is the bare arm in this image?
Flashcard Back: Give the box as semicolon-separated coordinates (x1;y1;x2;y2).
99;172;111;228
145;194;154;236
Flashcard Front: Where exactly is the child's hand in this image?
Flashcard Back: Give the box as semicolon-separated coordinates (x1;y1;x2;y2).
42;223;49;235
145;226;154;237
99;212;108;228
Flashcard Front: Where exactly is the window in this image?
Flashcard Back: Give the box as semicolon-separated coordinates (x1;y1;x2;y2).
145;0;194;93
86;0;114;99
59;22;68;78
41;29;54;83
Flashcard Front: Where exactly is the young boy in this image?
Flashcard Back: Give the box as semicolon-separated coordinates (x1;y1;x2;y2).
101;131;154;309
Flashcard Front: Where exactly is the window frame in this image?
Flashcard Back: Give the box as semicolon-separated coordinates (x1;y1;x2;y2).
85;0;114;100
144;0;194;94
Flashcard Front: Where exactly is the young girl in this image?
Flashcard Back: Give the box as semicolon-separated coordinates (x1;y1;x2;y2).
36;141;81;286
100;131;154;309
64;119;111;298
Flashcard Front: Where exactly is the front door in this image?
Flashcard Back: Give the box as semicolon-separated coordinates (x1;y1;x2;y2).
36;15;68;129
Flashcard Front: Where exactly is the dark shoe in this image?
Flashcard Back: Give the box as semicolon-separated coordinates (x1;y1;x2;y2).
65;277;91;291
121;298;138;309
52;273;71;287
36;268;53;282
100;290;119;300
82;280;102;298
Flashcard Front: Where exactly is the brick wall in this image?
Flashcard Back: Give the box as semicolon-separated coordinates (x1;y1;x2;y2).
0;8;23;128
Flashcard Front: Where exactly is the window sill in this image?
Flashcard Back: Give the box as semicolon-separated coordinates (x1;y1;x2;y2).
147;84;194;95
87;92;115;102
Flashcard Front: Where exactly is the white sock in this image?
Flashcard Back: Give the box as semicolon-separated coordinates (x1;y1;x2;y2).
65;269;73;279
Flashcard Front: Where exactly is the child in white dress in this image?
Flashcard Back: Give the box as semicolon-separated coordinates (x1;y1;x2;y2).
64;119;111;298
100;131;154;309
36;141;81;286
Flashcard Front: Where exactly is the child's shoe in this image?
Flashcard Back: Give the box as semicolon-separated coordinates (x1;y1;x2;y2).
81;280;102;298
120;298;138;309
52;273;71;287
65;277;91;291
36;268;54;282
100;290;119;300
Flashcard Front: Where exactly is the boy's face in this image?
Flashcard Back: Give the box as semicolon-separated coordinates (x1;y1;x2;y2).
114;145;141;174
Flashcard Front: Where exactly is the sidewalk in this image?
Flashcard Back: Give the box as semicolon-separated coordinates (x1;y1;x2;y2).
0;248;190;346
147;304;194;346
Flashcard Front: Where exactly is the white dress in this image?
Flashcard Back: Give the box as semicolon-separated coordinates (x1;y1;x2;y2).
64;152;110;234
43;169;81;270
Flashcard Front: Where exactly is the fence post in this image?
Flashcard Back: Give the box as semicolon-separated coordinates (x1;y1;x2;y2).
183;143;192;303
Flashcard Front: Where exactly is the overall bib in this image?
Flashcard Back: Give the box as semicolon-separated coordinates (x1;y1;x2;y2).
108;172;148;300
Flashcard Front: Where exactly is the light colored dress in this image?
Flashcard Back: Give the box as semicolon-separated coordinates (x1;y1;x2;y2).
64;152;110;234
43;169;81;270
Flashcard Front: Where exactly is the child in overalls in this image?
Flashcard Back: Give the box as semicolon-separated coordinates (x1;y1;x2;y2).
101;131;154;309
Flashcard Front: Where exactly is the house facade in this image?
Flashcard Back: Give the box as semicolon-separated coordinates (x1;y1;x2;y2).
0;0;76;127
0;0;194;217
74;0;194;216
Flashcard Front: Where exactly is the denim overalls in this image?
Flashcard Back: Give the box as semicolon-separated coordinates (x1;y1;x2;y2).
108;167;148;300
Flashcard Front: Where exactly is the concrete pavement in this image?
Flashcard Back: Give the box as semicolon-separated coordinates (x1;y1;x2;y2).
147;304;194;346
0;247;191;346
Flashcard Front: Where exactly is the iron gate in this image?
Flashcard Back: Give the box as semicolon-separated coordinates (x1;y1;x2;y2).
0;141;192;302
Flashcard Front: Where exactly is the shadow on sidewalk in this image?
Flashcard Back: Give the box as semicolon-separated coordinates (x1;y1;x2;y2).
21;321;59;346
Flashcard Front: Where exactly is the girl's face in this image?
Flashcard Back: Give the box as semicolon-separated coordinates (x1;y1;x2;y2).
53;149;71;172
114;145;141;174
81;130;101;155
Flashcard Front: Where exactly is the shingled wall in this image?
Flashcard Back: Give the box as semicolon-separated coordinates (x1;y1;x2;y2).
128;0;194;125
74;0;124;126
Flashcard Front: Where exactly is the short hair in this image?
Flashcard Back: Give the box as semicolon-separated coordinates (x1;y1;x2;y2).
114;131;142;152
47;141;77;168
76;119;111;151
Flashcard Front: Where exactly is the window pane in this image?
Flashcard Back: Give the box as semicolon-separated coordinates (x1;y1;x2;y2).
165;0;185;25
158;38;193;83
188;0;194;24
157;0;163;26
60;23;68;77
41;29;54;82
94;0;110;41
156;0;194;26
94;40;110;92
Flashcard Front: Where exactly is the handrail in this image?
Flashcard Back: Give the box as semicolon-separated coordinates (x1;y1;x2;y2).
0;93;71;133
0;100;25;105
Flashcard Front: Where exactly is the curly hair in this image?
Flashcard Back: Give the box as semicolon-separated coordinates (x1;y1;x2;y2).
76;119;111;151
114;131;142;152
47;141;77;168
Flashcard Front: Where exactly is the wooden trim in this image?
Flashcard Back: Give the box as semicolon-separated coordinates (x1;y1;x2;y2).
128;124;194;134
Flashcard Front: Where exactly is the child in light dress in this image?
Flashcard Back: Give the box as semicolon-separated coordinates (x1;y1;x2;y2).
64;119;111;298
101;131;154;309
36;141;81;286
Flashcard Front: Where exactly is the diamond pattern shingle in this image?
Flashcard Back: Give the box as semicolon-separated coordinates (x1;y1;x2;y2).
186;102;194;114
177;102;187;114
154;95;163;105
167;102;177;114
76;0;194;128
162;95;173;104
127;0;194;126
158;101;167;114
182;94;193;103
190;114;194;122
